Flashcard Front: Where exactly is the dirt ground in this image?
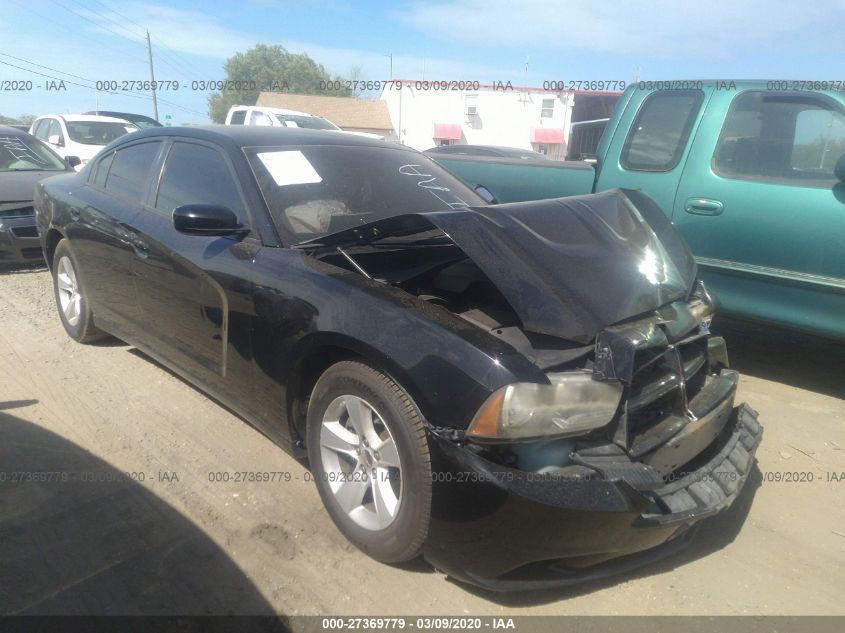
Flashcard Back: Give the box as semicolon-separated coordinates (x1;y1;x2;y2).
1;267;844;617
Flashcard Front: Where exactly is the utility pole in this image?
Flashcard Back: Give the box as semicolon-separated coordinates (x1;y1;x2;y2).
146;30;159;121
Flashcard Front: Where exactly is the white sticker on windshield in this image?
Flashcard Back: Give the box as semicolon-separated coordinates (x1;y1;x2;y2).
257;150;322;187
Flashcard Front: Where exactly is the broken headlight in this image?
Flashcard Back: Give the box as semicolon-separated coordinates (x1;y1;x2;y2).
466;371;623;442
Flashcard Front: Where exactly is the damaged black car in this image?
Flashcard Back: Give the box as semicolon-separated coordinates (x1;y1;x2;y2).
34;126;762;591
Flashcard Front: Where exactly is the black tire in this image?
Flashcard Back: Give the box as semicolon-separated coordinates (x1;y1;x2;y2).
306;360;432;563
52;239;107;343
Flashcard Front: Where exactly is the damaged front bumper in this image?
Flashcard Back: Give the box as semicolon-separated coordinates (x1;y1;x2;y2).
0;215;42;265
423;403;762;591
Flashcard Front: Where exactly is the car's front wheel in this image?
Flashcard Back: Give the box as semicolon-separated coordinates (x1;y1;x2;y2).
52;239;106;343
306;360;432;563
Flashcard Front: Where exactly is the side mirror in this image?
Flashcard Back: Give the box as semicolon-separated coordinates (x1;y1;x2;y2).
173;204;246;236
66;156;82;168
474;184;498;204
47;134;63;147
835;153;845;182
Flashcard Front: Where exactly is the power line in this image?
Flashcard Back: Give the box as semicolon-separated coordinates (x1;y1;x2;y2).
0;52;94;84
80;0;210;78
48;0;148;48
7;0;148;68
0;57;206;118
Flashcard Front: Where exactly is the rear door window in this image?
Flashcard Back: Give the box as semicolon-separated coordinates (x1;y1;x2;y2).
91;151;115;189
621;90;704;171
229;110;246;125
103;142;162;202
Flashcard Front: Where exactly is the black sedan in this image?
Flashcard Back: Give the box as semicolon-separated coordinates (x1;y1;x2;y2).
0;125;72;266
34;125;762;590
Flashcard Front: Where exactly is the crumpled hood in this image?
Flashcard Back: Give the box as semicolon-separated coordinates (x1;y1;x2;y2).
302;188;697;344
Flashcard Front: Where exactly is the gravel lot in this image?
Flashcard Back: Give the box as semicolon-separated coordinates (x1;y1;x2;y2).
1;267;844;617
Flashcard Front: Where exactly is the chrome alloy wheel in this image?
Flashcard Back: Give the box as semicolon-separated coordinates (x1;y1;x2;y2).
56;255;82;327
319;394;403;530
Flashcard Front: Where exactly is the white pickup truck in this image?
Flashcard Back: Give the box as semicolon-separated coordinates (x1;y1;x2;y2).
224;105;384;140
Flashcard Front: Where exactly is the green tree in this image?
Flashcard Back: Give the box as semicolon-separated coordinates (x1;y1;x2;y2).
0;113;35;125
207;44;350;122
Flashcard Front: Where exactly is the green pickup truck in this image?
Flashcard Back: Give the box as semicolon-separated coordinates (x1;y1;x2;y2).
431;81;845;341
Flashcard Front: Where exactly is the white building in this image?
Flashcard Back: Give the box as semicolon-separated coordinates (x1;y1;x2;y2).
380;81;619;160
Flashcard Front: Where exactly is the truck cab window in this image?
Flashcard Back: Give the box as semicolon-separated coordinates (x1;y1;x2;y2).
714;91;845;184
621;90;704;172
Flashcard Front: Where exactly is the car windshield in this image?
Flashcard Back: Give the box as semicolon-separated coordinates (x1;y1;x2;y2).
0;134;67;171
66;121;137;145
274;114;340;130
246;144;485;243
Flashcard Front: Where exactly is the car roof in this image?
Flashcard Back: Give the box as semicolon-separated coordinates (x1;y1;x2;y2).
112;124;397;151
36;114;137;124
230;105;315;117
84;111;162;125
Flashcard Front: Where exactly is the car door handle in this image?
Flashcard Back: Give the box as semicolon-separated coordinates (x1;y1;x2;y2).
684;198;724;216
131;239;149;259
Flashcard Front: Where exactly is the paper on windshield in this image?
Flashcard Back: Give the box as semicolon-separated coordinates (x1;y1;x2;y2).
257;150;322;187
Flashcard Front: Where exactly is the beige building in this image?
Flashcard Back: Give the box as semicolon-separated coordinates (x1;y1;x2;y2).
256;92;396;139
380;81;620;159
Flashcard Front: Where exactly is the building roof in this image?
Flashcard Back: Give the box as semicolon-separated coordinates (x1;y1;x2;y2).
256;93;394;131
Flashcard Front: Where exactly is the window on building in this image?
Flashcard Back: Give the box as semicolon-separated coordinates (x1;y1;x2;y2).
439;139;451;146
621;90;704;172
713;91;845;184
541;99;555;118
536;143;550;155
465;95;478;116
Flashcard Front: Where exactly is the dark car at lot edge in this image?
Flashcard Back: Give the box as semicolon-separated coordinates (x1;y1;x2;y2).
0;125;73;266
33;125;762;590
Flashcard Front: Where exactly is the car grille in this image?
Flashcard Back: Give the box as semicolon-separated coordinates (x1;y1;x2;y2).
0;205;34;219
11;226;38;238
590;297;734;477
625;331;710;457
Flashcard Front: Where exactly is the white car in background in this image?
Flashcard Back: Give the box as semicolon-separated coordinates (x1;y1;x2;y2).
29;114;138;171
225;105;384;140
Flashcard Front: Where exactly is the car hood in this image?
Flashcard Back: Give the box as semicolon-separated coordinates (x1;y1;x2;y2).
0;169;68;204
301;188;697;344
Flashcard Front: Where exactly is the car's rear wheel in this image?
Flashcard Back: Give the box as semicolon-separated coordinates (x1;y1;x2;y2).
52;239;106;343
306;360;432;563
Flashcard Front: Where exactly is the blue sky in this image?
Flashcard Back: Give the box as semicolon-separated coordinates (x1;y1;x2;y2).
1;0;843;123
